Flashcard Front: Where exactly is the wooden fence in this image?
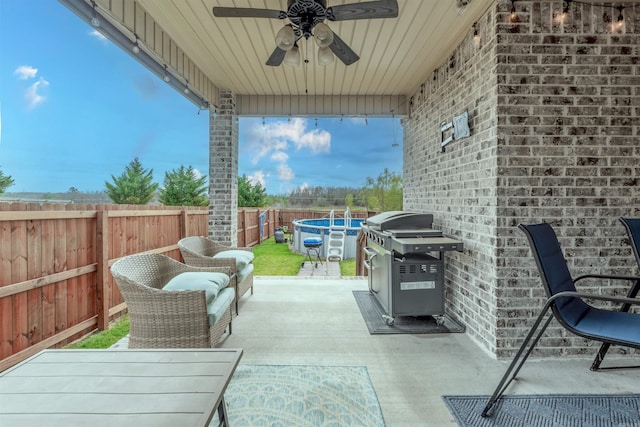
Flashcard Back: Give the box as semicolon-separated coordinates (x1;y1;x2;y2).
0;203;369;371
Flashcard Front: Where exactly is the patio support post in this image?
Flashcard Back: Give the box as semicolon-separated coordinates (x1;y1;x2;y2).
208;90;238;247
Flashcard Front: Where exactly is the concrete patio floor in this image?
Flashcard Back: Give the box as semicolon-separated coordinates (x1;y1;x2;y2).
220;277;640;427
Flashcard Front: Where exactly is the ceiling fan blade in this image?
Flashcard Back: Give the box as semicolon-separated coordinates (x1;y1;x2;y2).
266;47;287;66
212;7;285;19
326;0;398;21
329;32;360;66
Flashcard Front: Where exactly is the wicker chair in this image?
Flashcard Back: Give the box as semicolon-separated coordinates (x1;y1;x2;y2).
178;236;254;314
110;253;234;348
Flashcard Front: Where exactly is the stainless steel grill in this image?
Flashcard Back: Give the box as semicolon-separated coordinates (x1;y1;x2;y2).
362;211;463;325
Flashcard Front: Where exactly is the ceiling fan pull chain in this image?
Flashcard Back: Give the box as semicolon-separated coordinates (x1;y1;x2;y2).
304;38;309;94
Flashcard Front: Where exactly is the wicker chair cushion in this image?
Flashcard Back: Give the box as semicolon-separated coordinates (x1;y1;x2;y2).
207;287;235;326
237;263;254;284
213;250;255;270
163;272;230;302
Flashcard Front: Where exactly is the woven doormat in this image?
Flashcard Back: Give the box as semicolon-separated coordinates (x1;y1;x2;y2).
353;290;465;334
443;394;640;427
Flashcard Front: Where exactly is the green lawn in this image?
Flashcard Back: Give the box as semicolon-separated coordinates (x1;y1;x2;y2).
253;237;306;275
340;259;356;276
71;238;358;349
66;315;130;349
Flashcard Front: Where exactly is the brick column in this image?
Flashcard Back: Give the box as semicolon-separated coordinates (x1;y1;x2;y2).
208;90;238;246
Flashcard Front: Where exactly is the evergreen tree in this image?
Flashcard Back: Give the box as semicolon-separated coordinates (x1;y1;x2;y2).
159;166;208;206
238;175;267;207
0;167;15;194
105;157;158;204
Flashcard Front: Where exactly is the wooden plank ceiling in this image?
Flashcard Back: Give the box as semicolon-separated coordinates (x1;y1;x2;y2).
134;0;495;100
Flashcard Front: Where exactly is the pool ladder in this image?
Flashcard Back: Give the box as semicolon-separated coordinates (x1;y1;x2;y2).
326;209;348;264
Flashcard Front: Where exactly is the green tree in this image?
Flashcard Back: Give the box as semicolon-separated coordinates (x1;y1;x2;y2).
345;194;355;209
159;165;208;206
238;175;267;207
0;167;15;194
105;157;159;204
364;168;403;211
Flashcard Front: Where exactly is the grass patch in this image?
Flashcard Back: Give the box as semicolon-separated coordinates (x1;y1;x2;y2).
340;259;356;276
253;237;306;275
67;315;130;349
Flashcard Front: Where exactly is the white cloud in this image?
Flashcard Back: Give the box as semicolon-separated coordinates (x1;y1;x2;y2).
14;65;38;80
277;164;294;181
247;118;331;164
298;182;309;191
267;118;331;153
25;77;49;109
243;118;331;188
192;168;203;179
348;117;368;126
270;151;289;163
90;30;107;42
248;171;265;187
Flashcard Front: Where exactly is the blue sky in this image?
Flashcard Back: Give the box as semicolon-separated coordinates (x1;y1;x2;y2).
0;2;402;195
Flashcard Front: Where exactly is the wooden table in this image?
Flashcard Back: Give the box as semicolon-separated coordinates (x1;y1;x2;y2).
0;348;243;427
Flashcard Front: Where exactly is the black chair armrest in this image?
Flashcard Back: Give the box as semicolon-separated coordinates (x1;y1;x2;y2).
550;290;640;307
574;274;640;283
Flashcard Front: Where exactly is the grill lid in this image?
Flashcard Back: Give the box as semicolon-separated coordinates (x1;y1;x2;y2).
363;211;434;231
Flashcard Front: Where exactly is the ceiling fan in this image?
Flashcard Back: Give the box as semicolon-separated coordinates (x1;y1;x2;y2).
212;0;399;67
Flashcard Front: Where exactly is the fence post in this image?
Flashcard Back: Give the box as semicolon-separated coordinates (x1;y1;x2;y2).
180;209;188;238
243;209;248;246
95;210;110;331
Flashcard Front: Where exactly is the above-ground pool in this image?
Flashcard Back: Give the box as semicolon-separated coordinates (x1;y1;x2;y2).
292;217;365;259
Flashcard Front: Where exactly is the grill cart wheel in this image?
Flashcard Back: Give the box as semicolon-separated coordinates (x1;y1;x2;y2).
383;315;394;326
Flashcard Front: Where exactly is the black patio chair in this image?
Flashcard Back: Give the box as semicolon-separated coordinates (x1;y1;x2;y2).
591;217;640;371
482;222;640;417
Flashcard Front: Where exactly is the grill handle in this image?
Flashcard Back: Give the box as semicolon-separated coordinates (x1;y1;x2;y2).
362;247;377;271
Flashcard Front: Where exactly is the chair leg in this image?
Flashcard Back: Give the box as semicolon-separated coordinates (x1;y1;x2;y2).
482;307;554;417
590;279;640;371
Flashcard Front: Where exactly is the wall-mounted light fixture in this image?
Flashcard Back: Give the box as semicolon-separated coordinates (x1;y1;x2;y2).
473;22;481;45
555;0;571;25
509;0;519;23
59;0;210;110
614;6;625;31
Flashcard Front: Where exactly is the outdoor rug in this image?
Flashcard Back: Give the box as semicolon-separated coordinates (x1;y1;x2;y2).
211;364;386;427
353;290;465;334
443;394;640;427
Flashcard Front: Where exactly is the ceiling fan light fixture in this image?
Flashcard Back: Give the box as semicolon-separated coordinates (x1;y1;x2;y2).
317;46;334;65
313;22;334;48
276;25;296;50
283;45;301;67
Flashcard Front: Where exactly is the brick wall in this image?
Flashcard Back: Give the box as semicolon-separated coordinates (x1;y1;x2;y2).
404;0;640;358
209;90;239;247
